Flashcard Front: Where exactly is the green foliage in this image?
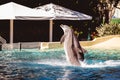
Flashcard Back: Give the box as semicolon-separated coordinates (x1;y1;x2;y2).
70;26;83;37
111;19;120;24
96;23;120;37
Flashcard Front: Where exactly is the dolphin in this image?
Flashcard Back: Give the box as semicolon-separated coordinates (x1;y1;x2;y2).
60;24;86;66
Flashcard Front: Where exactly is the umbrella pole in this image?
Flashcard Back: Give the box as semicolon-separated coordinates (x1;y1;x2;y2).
10;19;14;49
49;20;53;42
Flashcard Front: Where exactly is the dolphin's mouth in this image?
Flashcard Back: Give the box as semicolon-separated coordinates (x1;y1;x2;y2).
60;24;64;28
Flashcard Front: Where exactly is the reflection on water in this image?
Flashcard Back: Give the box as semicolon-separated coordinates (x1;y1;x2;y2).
0;48;120;80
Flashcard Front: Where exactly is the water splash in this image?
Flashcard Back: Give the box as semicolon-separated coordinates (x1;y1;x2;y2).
81;60;120;68
33;59;120;68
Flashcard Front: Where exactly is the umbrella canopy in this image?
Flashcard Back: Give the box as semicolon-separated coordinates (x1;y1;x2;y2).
35;3;92;20
35;3;92;41
0;2;34;19
0;2;52;20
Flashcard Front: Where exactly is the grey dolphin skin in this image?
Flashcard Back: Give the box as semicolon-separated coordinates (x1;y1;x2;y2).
60;24;86;66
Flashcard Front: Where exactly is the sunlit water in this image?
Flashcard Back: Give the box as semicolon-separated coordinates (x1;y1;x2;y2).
0;48;120;80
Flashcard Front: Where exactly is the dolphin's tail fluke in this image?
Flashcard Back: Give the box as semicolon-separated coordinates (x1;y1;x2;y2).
82;47;87;53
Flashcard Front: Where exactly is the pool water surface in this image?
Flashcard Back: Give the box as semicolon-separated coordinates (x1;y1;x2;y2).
0;48;120;80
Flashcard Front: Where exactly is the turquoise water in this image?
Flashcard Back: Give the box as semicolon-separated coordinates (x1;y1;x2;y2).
0;48;120;80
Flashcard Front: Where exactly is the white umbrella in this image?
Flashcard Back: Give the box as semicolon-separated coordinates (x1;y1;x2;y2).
35;3;92;42
0;2;52;48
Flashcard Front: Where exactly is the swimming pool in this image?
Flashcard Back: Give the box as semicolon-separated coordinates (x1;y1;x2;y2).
0;48;120;80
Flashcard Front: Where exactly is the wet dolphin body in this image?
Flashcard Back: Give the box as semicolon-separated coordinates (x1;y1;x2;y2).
60;24;86;66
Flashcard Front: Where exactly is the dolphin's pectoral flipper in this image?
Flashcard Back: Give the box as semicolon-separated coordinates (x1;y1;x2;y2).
60;35;65;44
78;52;84;61
77;47;87;54
81;47;87;53
75;48;84;61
